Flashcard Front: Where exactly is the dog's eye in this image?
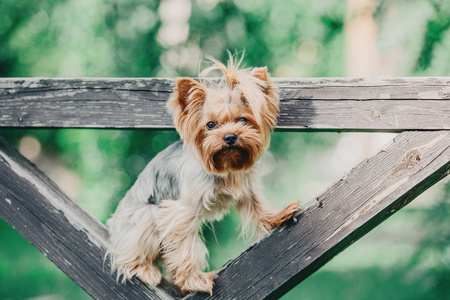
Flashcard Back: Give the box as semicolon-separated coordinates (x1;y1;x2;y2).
206;121;217;130
238;117;248;125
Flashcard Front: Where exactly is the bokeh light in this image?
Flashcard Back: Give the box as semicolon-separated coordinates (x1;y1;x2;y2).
1;0;450;299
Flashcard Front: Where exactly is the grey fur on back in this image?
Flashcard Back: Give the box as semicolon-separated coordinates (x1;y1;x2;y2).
120;140;213;206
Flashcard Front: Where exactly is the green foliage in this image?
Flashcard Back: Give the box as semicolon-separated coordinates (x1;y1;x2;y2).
0;0;449;299
0;219;91;300
406;182;450;298
415;2;450;71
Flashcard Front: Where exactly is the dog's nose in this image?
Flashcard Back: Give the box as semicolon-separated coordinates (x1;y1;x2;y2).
223;134;237;146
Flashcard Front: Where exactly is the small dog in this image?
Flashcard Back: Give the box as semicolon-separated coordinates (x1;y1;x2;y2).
107;54;300;295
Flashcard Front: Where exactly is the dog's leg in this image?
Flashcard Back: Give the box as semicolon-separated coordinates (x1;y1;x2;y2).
107;204;162;286
157;200;215;296
236;190;300;237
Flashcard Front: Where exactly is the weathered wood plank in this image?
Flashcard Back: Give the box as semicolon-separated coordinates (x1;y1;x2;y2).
186;131;450;300
0;138;178;300
0;77;449;131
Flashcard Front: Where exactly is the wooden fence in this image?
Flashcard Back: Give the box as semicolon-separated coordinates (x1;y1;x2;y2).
0;77;449;299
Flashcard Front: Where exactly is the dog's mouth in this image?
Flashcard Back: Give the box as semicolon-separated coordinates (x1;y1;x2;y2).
222;145;240;151
212;146;252;172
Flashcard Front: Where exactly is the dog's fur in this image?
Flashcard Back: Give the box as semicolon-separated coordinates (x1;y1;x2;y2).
107;54;300;295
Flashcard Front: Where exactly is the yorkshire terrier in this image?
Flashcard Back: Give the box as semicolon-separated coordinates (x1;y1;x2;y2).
107;54;300;295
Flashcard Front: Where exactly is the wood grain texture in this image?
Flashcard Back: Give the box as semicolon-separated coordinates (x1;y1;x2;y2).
0;138;178;300
1;77;449;131
1;77;450;299
185;131;450;300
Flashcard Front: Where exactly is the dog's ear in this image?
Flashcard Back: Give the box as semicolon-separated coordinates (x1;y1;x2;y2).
167;77;206;139
172;77;206;111
250;66;269;83
250;67;279;132
250;66;277;96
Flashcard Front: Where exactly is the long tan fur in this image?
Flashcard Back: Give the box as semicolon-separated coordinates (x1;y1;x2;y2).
108;53;299;296
200;51;280;143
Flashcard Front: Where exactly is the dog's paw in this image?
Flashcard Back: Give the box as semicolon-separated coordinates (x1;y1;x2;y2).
135;264;163;286
265;201;300;230
178;270;216;296
282;201;301;219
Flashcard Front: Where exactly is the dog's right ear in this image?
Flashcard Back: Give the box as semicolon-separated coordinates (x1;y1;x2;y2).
169;77;206;113
167;77;206;139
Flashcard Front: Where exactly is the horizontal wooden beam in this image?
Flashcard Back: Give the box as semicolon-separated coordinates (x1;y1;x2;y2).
0;138;179;300
1;77;449;132
186;131;450;299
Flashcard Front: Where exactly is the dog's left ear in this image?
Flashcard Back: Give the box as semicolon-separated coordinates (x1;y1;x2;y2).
251;66;274;96
250;66;279;131
251;66;268;83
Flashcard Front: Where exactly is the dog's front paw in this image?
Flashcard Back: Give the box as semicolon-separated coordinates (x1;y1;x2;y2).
264;201;300;230
177;270;216;296
281;201;301;220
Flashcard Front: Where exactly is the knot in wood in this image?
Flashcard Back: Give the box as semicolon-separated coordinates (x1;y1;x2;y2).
403;149;421;169
372;110;381;118
384;149;422;181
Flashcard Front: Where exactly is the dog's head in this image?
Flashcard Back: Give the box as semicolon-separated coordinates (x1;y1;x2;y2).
167;54;279;174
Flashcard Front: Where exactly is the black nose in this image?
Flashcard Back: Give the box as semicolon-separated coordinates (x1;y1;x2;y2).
223;134;237;146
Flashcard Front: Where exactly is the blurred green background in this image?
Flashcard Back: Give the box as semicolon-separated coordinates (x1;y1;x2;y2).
1;0;450;299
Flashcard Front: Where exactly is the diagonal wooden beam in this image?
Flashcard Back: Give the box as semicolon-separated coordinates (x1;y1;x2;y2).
1;129;449;299
1;77;449;131
0;138;179;300
186;131;450;300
